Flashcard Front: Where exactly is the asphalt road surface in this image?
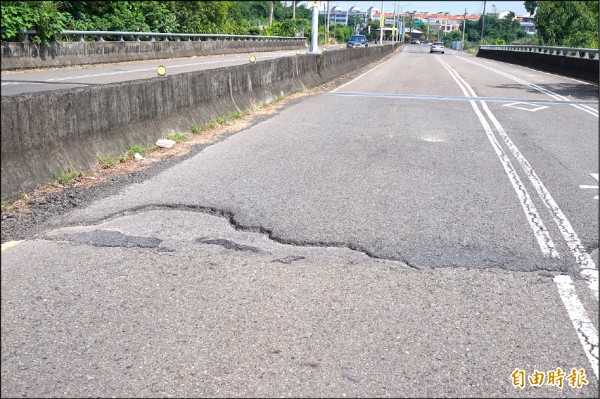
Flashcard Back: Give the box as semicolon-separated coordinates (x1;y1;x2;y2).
1;46;345;96
2;44;598;397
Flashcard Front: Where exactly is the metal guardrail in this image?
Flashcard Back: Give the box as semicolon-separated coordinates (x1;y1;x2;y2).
17;30;306;43
480;45;599;60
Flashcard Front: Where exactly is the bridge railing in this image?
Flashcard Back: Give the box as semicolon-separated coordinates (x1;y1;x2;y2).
16;30;306;44
479;45;599;60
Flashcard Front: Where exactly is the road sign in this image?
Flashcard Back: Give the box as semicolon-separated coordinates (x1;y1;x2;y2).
310;1;320;7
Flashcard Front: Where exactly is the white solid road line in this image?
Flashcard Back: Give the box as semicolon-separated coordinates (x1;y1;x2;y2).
554;275;599;379
330;51;398;93
1;240;23;251
438;56;599;301
36;51;295;83
438;55;599;379
436;56;559;259
456;56;599;117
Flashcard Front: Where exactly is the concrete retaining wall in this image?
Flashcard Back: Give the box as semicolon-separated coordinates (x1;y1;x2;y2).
1;45;397;197
1;40;306;70
477;49;599;84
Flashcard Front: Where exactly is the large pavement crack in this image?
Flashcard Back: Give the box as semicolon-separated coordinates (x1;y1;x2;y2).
56;203;581;276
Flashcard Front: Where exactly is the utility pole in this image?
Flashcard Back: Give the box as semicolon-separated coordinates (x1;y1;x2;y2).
379;1;384;46
461;8;466;51
292;1;296;19
269;1;274;26
408;11;415;41
392;2;398;43
325;1;330;44
480;0;486;44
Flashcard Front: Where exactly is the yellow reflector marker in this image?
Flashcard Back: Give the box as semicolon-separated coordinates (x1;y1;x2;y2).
1;240;23;251
249;55;256;63
157;65;167;77
296;49;301;55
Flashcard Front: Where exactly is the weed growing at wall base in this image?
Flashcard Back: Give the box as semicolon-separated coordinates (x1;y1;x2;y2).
96;153;116;169
53;166;83;185
126;144;155;157
165;131;188;143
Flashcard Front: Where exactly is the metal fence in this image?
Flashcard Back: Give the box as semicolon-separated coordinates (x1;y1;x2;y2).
479;45;599;60
16;30;306;44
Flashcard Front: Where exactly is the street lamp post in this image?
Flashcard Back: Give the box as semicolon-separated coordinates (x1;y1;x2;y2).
397;4;412;43
307;1;321;54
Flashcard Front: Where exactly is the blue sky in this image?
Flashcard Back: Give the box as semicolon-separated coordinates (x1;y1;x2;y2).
296;1;530;16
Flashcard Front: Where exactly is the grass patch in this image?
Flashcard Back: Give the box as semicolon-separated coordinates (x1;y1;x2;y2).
97;153;116;169
271;93;285;103
190;124;203;134
203;120;219;129
165;130;189;143
1;191;26;213
54;166;83;185
126;144;154;157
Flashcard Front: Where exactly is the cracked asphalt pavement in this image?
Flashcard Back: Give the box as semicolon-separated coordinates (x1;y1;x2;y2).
2;46;598;397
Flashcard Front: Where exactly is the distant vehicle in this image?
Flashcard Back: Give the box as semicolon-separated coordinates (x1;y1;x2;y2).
430;41;445;53
347;35;368;48
410;39;420;44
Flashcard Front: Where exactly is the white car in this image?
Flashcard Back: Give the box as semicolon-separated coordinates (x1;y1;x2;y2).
430;41;445;53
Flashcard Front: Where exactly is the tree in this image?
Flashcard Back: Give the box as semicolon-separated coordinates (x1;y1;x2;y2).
530;1;598;48
1;1;68;43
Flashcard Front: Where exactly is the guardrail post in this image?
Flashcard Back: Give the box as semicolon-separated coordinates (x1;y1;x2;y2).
96;35;104;42
76;34;84;42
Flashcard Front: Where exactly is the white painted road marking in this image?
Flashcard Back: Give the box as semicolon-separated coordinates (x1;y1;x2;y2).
554;275;599;379
436;56;559;259
1;240;23;251
580;173;599;199
456;56;599;117
3;51;296;84
502;102;548;112
438;56;599;301
330;52;398;93
437;56;599;379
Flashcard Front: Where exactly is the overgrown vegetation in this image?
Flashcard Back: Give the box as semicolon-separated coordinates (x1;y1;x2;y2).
1;1;312;44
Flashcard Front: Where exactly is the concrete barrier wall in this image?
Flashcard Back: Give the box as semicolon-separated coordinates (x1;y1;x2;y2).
1;40;306;70
477;49;599;84
1;44;397;197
